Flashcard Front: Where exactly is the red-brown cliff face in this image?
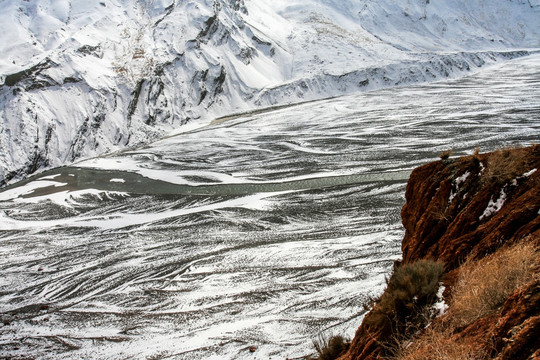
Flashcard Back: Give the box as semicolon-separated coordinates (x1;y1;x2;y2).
400;146;540;270
340;145;540;360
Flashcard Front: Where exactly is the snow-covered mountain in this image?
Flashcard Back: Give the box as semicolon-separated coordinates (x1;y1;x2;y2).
1;0;539;186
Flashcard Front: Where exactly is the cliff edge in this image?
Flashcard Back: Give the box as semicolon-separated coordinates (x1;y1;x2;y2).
340;145;540;360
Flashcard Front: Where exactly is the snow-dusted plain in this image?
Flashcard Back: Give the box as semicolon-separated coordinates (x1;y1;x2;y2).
1;0;540;358
1;0;539;185
1;54;539;359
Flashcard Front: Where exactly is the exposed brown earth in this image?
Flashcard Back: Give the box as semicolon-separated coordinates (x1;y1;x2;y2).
339;145;540;360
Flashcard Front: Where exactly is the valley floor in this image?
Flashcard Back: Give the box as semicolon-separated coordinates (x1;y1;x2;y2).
0;54;539;359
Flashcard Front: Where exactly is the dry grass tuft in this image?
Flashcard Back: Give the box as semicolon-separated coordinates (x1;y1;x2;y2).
396;325;490;360
482;146;530;185
440;149;453;160
449;242;539;328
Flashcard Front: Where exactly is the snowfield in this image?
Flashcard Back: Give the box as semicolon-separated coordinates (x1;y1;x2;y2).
0;0;539;185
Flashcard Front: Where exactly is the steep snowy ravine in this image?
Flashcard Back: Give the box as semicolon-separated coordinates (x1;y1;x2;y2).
1;0;539;185
0;54;539;359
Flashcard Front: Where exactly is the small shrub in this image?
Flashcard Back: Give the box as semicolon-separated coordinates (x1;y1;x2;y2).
440;149;452;160
313;334;350;360
449;242;539;328
364;260;444;340
470;147;481;167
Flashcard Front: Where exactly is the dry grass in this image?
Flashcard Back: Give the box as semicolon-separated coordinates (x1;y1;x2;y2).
449;242;539;328
393;242;538;360
481;146;531;185
439;149;453;160
396;325;490;360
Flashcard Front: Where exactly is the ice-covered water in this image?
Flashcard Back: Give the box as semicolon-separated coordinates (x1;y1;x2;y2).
1;55;539;359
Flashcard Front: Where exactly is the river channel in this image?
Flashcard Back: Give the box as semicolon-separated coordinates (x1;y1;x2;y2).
0;54;539;359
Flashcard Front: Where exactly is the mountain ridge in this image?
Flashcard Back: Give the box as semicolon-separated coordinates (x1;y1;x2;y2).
1;0;539;186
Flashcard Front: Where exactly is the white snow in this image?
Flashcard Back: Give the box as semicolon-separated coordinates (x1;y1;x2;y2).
479;167;537;220
0;180;66;201
8;188;129;208
0;190;289;231
456;172;471;186
432;284;448;317
449;171;470;203
480;188;507;220
0;0;539;184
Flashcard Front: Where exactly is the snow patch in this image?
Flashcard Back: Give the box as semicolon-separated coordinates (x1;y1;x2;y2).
479;188;507;220
12;189;129;208
0;180;66;201
449;171;470;203
432;284;448;317
456;171;471;185
39;174;62;180
0;190;289;231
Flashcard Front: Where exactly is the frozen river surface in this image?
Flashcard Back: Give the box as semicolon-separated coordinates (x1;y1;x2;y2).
1;55;539;359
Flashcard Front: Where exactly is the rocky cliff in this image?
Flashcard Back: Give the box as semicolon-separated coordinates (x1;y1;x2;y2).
340;145;540;360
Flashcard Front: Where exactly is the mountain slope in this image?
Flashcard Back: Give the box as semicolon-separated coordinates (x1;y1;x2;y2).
1;0;539;186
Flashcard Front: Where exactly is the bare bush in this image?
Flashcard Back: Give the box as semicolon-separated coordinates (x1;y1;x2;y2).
364;259;444;352
312;333;350;360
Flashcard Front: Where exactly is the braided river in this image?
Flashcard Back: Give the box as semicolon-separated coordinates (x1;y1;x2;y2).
1;54;539;359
